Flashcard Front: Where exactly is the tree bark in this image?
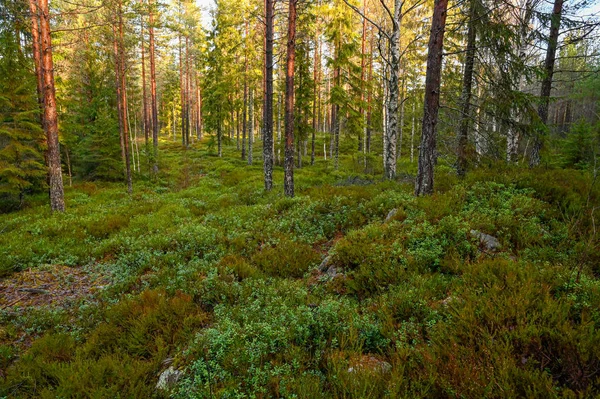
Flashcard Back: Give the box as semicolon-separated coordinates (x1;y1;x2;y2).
118;3;132;194
242;50;248;160
358;0;367;152
31;0;65;211
529;0;563;167
384;0;402;180
248;89;254;165
333;35;340;169
415;0;448;196
410;98;415;162
284;0;297;197
140;3;150;151
311;16;320;166
366;33;373;154
149;0;158;173
263;0;274;190
456;0;476;177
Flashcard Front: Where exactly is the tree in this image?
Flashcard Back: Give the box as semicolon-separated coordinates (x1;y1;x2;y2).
529;0;564;167
263;0;274;191
415;0;448;196
284;0;297;197
111;0;133;194
456;0;477;177
149;0;159;173
29;0;65;210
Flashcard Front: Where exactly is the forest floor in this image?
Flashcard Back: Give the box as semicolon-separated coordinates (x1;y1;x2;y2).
1;138;599;398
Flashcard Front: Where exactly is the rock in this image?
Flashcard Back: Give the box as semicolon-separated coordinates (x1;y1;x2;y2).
318;255;331;272
326;266;338;278
347;355;392;374
384;208;397;223
156;366;182;392
470;229;501;252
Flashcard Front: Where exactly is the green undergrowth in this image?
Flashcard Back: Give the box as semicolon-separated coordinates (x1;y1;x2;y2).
1;138;599;398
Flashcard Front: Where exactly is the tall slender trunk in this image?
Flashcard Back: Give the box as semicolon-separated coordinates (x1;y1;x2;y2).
140;5;150;151
358;0;367;152
148;0;158;172
118;4;132;193
185;36;191;146
410;98;415;163
30;0;65;211
284;0;297;197
366;33;373;154
398;78;405;160
332;35;340;169
507;0;533;163
384;0;402;180
28;0;43;120
236;107;240;150
179;33;186;146
111;4;132;194
529;0;563;167
456;0;476;177
415;0;448;196
311;18;320;166
242;81;247;160
263;0;274;190
249;89;254;165
217;120;222;157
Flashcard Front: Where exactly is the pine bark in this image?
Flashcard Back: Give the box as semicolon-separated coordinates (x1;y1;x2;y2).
31;0;65;211
311;19;320;166
358;0;367;152
149;0;158;172
248;89;254;165
263;0;274;190
415;0;448;196
140;5;150;150
529;0;563;167
284;0;297;197
456;0;476;177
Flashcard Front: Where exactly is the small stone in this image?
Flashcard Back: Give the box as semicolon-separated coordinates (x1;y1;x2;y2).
470;229;501;252
326;266;338;278
347;356;392;374
384;208;398;223
156;366;182;392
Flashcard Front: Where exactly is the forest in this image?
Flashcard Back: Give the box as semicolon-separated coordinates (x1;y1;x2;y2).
1;0;600;396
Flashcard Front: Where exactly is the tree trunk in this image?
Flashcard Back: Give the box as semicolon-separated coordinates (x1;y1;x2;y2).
179;33;186;147
242;61;248;160
311;18;320;166
118;4;132;194
248;89;254;165
149;0;158;173
263;0;274;190
284;0;297;197
185;36;191;146
30;0;65;211
333;36;340;169
217;120;222;157
415;0;448;196
384;0;401;180
529;0;563;167
140;4;150;151
456;0;476;177
358;0;367;152
410;98;415;163
398;78;405;160
366;33;373;154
